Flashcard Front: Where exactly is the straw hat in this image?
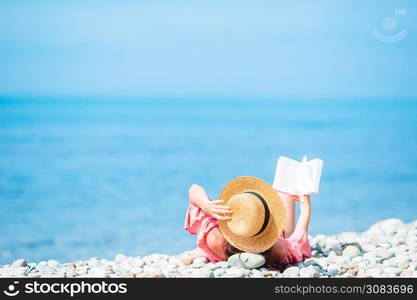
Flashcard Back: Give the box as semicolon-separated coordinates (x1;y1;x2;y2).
218;176;285;253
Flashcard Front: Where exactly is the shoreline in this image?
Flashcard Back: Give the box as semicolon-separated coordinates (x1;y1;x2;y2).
1;218;416;278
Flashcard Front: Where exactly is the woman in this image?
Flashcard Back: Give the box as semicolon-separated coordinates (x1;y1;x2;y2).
184;176;312;270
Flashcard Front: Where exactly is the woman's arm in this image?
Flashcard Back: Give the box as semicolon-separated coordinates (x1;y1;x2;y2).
292;194;311;232
271;194;311;260
278;192;296;238
188;184;211;211
188;184;232;221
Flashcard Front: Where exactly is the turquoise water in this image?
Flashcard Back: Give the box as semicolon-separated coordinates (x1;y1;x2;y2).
0;98;416;264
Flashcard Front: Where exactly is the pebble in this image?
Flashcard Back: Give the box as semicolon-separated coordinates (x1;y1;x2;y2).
180;257;193;265
326;267;339;276
214;261;229;269
224;267;245;278
381;219;404;235
383;267;402;276
11;259;27;267
47;260;60;268
328;255;348;264
191;257;208;268
400;269;413;277
115;254;127;262
299;265;320;278
1;218;416;278
9;266;27;277
38;261;47;267
283;266;300;277
251;269;265;278
343;246;361;259
205;263;219;270
198;269;214;278
143;265;161;274
366;267;382;277
134;258;145;267
228;253;265;269
120;273;136;278
213;268;225;277
330;244;343;256
377;249;395;260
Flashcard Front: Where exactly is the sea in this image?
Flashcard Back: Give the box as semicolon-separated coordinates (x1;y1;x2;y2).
0;98;416;264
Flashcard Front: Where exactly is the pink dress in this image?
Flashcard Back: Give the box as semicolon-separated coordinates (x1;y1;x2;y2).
184;203;312;264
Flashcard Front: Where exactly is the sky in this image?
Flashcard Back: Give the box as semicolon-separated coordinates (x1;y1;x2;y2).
0;0;416;99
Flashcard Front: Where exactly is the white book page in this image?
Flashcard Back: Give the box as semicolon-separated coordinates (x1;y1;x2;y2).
301;160;315;194
272;156;301;194
310;158;323;193
273;155;323;195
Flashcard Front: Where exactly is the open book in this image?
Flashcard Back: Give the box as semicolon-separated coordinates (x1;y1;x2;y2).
272;155;323;195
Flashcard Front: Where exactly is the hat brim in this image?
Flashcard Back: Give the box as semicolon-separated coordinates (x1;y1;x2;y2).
218;176;285;253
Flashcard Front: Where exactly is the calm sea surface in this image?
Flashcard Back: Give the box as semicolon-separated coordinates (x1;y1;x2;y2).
0;98;416;264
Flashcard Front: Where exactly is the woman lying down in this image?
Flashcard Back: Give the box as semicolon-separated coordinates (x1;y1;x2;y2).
184;176;312;270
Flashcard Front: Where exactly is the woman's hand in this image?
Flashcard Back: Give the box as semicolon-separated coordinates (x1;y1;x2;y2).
289;193;310;205
288;188;310;205
204;200;232;221
290;190;311;232
188;184;232;221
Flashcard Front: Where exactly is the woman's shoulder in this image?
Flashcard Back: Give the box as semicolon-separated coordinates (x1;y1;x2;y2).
205;227;227;261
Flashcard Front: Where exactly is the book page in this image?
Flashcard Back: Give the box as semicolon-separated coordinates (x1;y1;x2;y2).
309;158;323;193
301;160;315;194
309;158;323;194
273;155;323;195
272;156;301;194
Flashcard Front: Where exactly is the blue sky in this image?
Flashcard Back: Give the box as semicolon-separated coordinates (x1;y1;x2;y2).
0;0;416;99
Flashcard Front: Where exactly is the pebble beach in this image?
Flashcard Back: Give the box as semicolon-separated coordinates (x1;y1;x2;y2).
1;219;417;278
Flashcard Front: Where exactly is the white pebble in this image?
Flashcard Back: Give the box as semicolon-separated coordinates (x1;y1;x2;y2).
11;259;27;267
343;245;361;259
47;260;60;268
115;254;127;262
283;266;300;278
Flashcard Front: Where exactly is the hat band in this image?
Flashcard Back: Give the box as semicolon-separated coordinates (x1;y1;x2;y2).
244;191;270;237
